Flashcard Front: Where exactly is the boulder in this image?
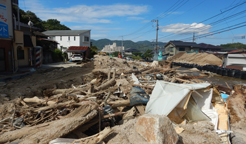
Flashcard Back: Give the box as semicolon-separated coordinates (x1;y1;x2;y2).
135;114;179;144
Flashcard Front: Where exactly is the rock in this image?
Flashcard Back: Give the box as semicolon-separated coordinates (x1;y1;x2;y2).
151;61;159;67
135;114;179;144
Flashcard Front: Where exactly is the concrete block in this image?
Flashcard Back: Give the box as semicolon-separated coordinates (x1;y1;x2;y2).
135;114;179;144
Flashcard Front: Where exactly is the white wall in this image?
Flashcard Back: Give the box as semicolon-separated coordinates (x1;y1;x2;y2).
79;31;90;47
54;35;80;49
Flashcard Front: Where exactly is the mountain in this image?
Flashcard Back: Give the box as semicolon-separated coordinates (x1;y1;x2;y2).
91;39;167;52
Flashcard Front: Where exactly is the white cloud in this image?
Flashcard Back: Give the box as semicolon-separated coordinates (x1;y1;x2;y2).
70;25;104;30
92;34;107;38
127;17;144;20
20;0;149;24
160;23;212;35
70;25;122;31
95;31;110;33
141;20;150;23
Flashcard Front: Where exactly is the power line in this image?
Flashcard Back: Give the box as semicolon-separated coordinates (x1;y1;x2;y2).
180;21;246;41
158;0;183;18
159;0;190;21
119;0;189;38
168;0;206;21
158;0;246;40
159;13;246;42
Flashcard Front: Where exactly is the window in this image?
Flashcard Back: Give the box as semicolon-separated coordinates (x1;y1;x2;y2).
68;36;70;41
179;48;185;51
17;47;24;60
60;36;62;41
74;36;76;41
84;36;89;42
170;47;174;52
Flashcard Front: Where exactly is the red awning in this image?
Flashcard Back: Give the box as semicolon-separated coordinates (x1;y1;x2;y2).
67;46;89;53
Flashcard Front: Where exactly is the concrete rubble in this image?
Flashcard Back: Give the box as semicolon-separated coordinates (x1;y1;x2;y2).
0;54;245;144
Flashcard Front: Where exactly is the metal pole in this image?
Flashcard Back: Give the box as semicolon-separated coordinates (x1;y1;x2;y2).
156;19;159;53
121;36;123;52
193;32;195;42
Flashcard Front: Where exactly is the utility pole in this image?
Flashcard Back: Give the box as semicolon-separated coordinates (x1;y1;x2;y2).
152;19;159;53
193;32;195;42
120;36;124;53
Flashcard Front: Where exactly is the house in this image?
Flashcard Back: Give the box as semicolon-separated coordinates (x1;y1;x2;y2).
42;30;91;52
164;41;201;56
0;0;14;72
13;21;38;69
35;32;59;64
101;42;124;53
222;49;246;71
67;46;90;60
198;43;223;52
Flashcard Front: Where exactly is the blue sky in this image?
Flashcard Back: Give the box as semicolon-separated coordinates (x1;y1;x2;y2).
19;0;246;45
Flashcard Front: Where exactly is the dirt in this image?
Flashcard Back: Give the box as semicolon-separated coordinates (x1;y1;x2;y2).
168;52;186;61
0;62;95;101
227;85;246;143
178;121;221;144
171;52;222;66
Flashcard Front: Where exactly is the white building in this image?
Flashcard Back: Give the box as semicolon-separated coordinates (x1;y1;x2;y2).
43;30;91;52
101;42;124;53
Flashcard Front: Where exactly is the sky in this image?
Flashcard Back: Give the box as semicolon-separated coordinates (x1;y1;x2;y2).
18;0;246;45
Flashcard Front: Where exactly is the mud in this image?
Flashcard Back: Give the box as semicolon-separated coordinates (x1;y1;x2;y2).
0;62;95;102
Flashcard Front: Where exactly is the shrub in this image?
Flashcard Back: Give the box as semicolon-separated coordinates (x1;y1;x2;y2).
51;49;63;62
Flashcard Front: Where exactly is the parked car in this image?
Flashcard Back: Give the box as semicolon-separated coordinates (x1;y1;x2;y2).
126;56;133;61
70;54;83;62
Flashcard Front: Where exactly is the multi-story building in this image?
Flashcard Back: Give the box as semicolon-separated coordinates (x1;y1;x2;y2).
0;0;14;72
101;42;124;53
43;30;91;52
43;30;91;58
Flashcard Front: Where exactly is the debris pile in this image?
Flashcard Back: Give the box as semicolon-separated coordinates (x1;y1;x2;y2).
171;52;222;66
0;55;243;144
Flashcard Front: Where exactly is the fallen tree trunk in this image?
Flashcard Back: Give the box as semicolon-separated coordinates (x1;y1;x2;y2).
0;103;98;144
23;96;56;105
108;100;131;108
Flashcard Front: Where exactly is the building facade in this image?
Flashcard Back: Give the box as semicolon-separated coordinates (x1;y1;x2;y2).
0;0;14;72
164;41;201;56
101;42;124;53
43;30;91;52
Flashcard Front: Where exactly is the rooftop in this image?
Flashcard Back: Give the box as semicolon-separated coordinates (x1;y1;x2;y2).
125;48;140;52
43;30;90;36
166;40;201;48
198;43;223;49
67;46;89;53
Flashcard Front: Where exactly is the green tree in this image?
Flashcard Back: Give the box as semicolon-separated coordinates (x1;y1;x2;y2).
90;46;98;58
142;49;153;59
26;11;45;31
132;52;142;56
42;19;70;30
220;43;246;49
112;51;120;57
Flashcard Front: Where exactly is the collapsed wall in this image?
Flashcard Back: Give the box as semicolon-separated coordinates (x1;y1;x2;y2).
170;52;222;66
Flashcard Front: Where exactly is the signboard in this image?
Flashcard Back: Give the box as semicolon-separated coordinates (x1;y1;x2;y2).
0;0;13;38
0;3;9;38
